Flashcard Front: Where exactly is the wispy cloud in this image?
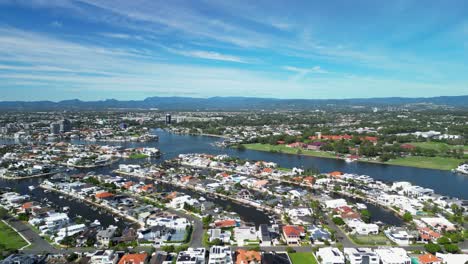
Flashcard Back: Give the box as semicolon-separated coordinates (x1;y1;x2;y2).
283;65;328;81
165;47;248;63
99;32;143;40
50;20;62;27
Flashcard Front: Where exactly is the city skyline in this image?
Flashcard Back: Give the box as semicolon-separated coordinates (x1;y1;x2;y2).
1;0;468;101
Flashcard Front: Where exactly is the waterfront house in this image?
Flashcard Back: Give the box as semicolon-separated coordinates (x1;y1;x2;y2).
384;227;414;246
345;219;379;235
96;225;118;247
169;195;199;210
42;213;70;232
420;217;456;232
282;225;305;245
95;191;114;200
234;227;258;246
335;206;361;220
287;207;313;225
55;224;87;243
138;225;176;245
207;228;231;244
214;219;238;228
316;247;345;264
324;198;347;209
257;224;272;246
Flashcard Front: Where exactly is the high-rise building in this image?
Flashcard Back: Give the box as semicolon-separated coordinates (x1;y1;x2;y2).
50;123;60;135
60;119;72;133
165;114;172;125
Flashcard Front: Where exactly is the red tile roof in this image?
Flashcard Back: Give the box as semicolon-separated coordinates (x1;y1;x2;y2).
118;253;148;264
418;253;441;264
282;225;305;237
95;192;114;199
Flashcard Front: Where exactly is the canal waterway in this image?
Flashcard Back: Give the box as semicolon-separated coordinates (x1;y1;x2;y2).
1;129;467;228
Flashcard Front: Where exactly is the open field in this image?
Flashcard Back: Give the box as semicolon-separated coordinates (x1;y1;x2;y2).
349;234;392;246
128;153;149;159
386;156;464;170
409;142;468;152
243;143;463;171
243;143;337;158
0;220;28;251
289;252;318;264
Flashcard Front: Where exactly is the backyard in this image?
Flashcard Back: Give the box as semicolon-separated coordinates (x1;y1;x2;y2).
289;252;318;264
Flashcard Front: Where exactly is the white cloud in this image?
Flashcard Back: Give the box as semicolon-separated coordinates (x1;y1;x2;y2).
165;47;247;63
50;20;62;27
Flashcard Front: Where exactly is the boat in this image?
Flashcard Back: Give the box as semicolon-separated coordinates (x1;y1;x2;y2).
59;196;64;199
91;220;101;227
345;157;353;163
28;185;35;191
114;217;120;222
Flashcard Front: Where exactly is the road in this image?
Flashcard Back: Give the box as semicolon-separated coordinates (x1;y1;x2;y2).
165;208;204;248
4;216;59;254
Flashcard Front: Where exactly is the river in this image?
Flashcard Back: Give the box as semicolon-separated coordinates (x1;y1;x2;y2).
1;129;467;228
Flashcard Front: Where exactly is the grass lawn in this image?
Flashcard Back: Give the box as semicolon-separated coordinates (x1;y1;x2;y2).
244;143;337;159
386;156;463;170
243;143;463;171
128;153;149;159
409;142;468;151
0;220;28;250
350;234;392;246
289;252;318;264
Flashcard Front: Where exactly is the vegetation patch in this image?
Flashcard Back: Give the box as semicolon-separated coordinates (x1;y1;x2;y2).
289;252;318;264
386;156;463;170
0;220;28;253
128;153;149;159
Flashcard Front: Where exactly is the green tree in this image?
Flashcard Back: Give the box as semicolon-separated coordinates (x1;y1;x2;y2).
424;243;441;254
361;210;371;223
444;244;460;253
332;217;345;226
437;236;451;245
402;212;413;222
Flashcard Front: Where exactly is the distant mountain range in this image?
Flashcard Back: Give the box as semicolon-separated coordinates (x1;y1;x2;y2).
0;95;467;111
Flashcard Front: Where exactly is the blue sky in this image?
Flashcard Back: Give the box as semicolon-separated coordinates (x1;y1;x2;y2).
0;0;468;101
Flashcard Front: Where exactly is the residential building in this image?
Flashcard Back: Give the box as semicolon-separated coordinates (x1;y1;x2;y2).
316;247;345;264
418;254;442;264
96;225;118;246
282;225;305;245
343;248;379;264
89;250;117;264
176;248;206;264
235;250;261;264
208;246;233;264
435;253;468;264
374;248;410;264
118;253;148;264
261;252;292;264
384;227;414;246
